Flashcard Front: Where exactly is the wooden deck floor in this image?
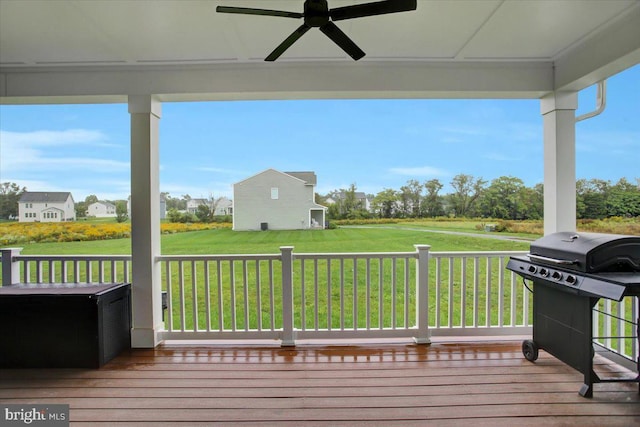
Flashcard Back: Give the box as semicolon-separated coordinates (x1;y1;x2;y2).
1;340;639;426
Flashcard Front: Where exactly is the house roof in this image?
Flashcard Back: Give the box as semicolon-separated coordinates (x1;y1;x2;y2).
19;192;73;203
284;172;317;185
234;169;318;186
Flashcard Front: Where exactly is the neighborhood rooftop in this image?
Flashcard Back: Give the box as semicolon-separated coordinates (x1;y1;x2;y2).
18;192;73;203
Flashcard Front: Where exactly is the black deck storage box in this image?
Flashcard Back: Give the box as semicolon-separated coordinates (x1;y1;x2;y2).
0;283;131;368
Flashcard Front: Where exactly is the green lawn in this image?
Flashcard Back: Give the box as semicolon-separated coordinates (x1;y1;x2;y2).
14;227;531;255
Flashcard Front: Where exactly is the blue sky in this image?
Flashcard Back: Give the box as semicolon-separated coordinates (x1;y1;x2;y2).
0;64;638;202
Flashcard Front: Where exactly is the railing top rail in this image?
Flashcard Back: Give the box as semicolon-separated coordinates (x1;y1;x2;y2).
156;254;281;262
294;252;417;260
11;251;530;263
14;255;132;261
430;250;529;258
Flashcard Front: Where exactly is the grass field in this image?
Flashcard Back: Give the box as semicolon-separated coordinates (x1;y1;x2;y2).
11;226;532;255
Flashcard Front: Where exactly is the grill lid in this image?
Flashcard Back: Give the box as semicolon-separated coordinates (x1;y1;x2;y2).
529;232;640;273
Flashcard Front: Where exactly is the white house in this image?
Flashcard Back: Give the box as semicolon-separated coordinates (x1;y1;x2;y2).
87;201;116;218
18;192;76;223
186;198;207;214
215;197;233;216
325;191;372;212
187;197;233;216
233;169;326;231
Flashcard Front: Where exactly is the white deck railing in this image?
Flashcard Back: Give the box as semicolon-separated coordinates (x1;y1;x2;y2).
1;247;637;365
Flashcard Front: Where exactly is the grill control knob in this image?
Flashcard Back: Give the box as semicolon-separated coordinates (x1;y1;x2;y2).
539;268;548;277
566;275;577;285
527;265;537;274
551;271;563;281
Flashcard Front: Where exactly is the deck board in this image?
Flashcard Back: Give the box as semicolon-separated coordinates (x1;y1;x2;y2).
1;340;638;426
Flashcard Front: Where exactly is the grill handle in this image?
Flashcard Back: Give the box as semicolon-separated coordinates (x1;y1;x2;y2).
528;254;577;265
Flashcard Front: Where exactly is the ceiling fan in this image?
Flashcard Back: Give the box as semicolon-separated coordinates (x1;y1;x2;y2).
216;0;417;61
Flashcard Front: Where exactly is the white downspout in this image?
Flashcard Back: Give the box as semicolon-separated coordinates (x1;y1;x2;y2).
576;80;607;122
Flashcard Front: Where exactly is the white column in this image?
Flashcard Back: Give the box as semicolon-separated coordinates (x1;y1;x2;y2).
541;92;578;235
280;246;296;347
129;95;163;348
413;244;431;345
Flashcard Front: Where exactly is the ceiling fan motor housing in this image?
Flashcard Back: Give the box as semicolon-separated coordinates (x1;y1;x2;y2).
305;0;330;27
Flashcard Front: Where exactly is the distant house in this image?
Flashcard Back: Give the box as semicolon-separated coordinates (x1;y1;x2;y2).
215;197;233;216
127;195;167;220
87;201;116;218
325;191;372;212
18;192;76;223
233;169;326;231
186;198;208;214
187;197;233;216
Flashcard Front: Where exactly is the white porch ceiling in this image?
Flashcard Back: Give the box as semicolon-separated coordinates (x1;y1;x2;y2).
1;0;639;103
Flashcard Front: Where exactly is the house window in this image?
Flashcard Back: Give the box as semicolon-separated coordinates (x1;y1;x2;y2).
271;188;279;200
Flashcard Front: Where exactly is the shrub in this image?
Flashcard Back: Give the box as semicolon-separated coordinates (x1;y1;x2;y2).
0;220;231;245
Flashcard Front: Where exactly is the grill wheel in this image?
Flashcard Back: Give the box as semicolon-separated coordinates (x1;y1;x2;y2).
522;339;539;362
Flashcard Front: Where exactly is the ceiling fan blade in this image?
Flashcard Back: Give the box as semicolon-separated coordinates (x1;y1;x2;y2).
330;0;417;22
216;6;303;19
319;22;365;61
265;24;311;61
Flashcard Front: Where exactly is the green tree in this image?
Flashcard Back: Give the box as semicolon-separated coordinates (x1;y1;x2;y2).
164;193;188;211
372;188;399;218
422;179;444;217
576;179;609;219
399;179;422;218
448;174;486;217
0;182;26;219
75;201;87;219
195;204;214;223
327;184;367;219
115;201;128;223
479;176;527;219
85;194;98;205
606;178;640;217
522;183;544;220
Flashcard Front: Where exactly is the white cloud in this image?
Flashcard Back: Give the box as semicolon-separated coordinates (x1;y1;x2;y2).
0;129;107;146
0;128;127;173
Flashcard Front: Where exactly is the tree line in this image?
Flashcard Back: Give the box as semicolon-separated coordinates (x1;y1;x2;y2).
1;175;638;222
318;175;640;221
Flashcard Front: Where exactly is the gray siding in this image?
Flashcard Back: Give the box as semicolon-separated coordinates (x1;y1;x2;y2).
233;169;324;231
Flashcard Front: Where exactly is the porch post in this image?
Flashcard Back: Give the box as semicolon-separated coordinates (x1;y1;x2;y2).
129;95;163;348
1;248;22;285
280;246;296;347
541;91;578;235
414;245;431;344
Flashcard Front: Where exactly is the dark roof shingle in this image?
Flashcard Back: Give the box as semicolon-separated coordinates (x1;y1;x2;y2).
19;192;73;203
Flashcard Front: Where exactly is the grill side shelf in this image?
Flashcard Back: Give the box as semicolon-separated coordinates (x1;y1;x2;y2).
528;254;577;265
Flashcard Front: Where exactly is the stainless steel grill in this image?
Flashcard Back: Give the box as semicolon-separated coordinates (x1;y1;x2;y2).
507;232;640;397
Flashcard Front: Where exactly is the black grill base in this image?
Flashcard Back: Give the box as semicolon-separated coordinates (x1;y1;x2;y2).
532;282;597;396
529;280;639;397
